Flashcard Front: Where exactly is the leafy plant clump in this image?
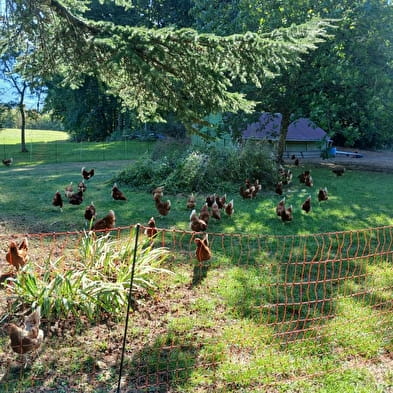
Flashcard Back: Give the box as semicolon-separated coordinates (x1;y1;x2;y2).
113;139;277;192
6;232;173;321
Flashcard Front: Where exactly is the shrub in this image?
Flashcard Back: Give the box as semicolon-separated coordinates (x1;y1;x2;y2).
6;232;173;321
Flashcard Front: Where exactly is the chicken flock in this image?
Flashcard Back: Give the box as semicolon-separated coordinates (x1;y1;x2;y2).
2;156;344;362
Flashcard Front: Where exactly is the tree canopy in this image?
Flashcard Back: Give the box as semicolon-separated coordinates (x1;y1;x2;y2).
1;0;331;135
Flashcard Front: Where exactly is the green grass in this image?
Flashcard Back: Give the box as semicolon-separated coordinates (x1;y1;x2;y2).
0;128;153;165
1;134;393;392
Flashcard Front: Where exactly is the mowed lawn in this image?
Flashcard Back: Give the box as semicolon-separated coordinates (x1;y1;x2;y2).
0;157;392;235
1;131;393;393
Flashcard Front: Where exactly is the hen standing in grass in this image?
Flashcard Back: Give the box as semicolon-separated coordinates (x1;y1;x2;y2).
281;205;293;222
302;195;312;213
2;157;13;166
154;195;171;216
52;191;63;211
190;209;208;232
81;167;94;180
318;187;329;202
224;199;234;217
186;193;196;209
4;307;44;364
145;217;158;238
6;237;28;270
68;190;84;205
276;198;286;217
84;202;96;227
112;183;127;201
195;234;212;262
93;210;116;230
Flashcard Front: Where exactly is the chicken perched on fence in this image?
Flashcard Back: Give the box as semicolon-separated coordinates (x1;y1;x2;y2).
6;237;29;270
81;167;94;180
4;307;44;364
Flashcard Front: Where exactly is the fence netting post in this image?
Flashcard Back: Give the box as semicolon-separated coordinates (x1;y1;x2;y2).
117;223;140;393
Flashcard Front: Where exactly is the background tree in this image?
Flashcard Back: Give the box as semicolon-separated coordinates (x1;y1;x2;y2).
193;0;393;154
2;0;331;139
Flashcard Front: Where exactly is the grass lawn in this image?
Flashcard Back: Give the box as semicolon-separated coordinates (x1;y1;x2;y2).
1;136;393;392
0;128;153;165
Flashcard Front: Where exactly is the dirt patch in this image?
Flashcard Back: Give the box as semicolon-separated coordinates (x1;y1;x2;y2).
285;147;393;172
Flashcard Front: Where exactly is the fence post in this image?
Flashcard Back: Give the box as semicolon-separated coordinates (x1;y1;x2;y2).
117;224;141;393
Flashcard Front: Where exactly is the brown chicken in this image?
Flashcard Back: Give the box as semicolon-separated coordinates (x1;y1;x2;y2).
78;181;87;193
305;174;313;187
154;196;171;216
224;199;234;217
298;170;310;184
81;167;95;180
112;183;127;201
302;195;312;213
93;210;116;230
318;187;329;202
276;198;286;217
239;186;253;199
186;193;196;209
2;157;13;166
68;190;84;205
52;191;63;211
205;194;215;207
190;209;208;232
332;167;345;176
84;202;96;225
294;157;300;166
195;234;212;262
6;237;28;270
281;205;293;222
4;307;44;358
215;194;226;209
275;181;283;195
64;182;73;199
144;217;158;238
199;203;210;224
211;201;221;220
152;186;164;200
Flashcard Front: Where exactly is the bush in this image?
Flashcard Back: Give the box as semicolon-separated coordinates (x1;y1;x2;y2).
113;139;277;193
6;232;172;321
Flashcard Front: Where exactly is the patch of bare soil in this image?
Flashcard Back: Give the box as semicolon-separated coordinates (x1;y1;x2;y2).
285;147;393;172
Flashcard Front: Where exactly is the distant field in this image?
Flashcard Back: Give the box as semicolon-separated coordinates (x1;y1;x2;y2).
0;128;69;143
0;128;153;165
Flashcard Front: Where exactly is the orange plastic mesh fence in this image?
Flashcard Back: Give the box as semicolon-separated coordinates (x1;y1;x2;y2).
1;224;393;391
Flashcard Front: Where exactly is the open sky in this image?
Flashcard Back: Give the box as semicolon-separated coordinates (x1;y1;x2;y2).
0;79;44;110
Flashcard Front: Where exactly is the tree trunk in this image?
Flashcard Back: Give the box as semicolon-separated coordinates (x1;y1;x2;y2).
277;110;290;164
19;103;28;152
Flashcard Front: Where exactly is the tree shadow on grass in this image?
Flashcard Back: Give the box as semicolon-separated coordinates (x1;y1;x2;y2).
124;332;203;392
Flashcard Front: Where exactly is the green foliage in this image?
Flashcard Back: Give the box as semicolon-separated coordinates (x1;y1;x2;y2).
114;140;277;192
6;232;172;321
